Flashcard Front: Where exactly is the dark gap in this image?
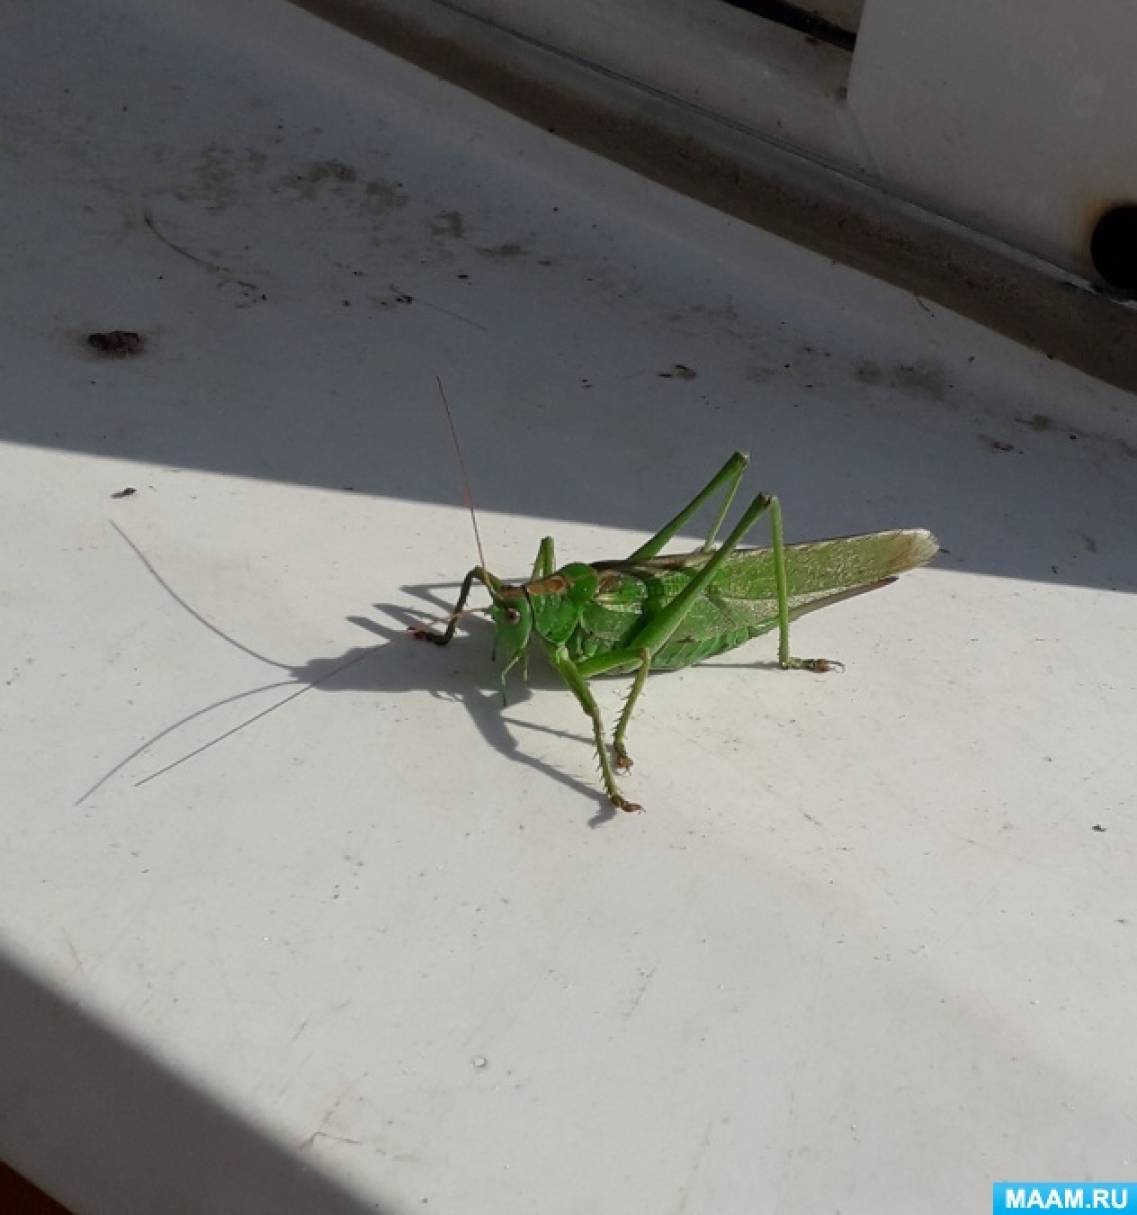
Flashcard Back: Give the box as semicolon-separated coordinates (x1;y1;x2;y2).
1090;204;1137;293
0;1162;74;1215
720;0;857;52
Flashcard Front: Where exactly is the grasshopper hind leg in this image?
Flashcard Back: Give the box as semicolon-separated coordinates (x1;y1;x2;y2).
767;497;845;674
780;656;845;673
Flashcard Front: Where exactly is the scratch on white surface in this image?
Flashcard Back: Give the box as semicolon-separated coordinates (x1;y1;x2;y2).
206;926;237;1012
288;999;352;1045
624;965;658;1019
298;1084;357;1153
773;912;831;1215
61;930;86;979
299;1131;363;1151
400;287;488;332
675;1118;715;1214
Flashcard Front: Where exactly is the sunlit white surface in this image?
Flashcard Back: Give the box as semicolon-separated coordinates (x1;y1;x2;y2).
1;1;1135;1212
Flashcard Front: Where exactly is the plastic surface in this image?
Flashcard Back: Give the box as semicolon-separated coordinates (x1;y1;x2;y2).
2;2;1136;1212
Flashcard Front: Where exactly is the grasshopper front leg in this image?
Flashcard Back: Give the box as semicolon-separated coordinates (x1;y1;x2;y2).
531;537;557;580
409;566;486;645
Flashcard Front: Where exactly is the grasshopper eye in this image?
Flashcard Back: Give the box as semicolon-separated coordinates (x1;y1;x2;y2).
504;607;520;624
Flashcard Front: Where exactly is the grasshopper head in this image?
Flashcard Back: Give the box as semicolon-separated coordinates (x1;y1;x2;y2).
487;583;532;701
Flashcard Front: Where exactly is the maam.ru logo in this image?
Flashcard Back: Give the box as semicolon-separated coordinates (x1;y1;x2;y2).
994;1183;1136;1212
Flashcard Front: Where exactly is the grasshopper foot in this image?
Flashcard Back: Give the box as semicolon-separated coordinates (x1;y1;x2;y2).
613;747;634;773
611;793;644;814
408;626;447;646
780;656;845;674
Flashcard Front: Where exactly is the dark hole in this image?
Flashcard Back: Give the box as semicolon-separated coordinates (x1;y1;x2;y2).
1090;204;1137;291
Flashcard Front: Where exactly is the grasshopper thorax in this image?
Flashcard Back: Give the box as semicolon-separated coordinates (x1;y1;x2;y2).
525;563;598;646
487;562;599;698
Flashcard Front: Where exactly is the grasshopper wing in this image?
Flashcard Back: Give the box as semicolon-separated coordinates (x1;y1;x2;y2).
580;528;937;669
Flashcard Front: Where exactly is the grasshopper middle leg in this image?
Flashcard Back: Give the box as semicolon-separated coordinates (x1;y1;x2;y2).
613;649;652;772
552;648;643;814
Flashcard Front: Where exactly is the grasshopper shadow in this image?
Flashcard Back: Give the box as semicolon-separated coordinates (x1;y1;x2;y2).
334;594;621;827
86;530;621;825
290;621;624;829
89;595;620;829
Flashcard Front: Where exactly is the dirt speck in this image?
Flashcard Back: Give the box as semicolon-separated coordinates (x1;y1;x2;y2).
370;288;414;311
476;241;527;260
87;331;144;357
658;363;696;380
282;159;359;200
891;359;947;401
110;487;137;499
184;143;241;212
364;178;408;215
853;359;883;385
1017;412;1052;431
431;210;465;239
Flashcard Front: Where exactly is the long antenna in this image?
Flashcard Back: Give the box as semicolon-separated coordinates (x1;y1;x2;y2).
435;376;487;569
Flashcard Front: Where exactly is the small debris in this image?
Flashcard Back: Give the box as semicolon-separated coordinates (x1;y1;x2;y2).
988;439;1016;453
658;363;696;380
88;330;144;357
1091;824;1107;833
471;1055;488;1069
110;487;137;499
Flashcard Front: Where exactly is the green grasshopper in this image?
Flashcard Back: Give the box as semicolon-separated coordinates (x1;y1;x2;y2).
413;449;937;813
